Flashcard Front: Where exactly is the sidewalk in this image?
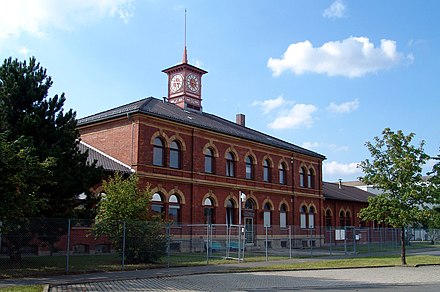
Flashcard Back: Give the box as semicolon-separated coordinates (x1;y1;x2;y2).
0;256;327;289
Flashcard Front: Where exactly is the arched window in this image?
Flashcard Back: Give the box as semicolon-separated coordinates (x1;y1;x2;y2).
151;193;164;217
299;167;306;187
153;137;165;166
204;148;214;173
168;194;181;224
226;152;235;177
339;210;346;227
279;163;286;185
280;204;287;228
245;156;253;180
345;210;351;227
226;199;235;225
307;168;314;188
325;209;332;229
203;197;215;225
263;159;271;182
169;141;181;169
308;206;315;229
300;206;307;229
263;202;271;227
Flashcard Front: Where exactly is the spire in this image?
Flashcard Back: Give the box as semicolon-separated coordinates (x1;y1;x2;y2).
182;8;188;64
182;46;188;64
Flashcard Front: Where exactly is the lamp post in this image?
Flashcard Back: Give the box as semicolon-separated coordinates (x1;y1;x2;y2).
238;191;246;261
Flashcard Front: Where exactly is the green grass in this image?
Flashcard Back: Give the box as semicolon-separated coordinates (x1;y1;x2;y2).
234;255;440;272
0;285;43;292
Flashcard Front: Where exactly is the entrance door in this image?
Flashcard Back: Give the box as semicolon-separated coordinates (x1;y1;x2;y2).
244;218;254;244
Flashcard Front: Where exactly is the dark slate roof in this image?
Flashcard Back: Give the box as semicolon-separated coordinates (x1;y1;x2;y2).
77;97;325;159
78;141;133;173
323;182;372;203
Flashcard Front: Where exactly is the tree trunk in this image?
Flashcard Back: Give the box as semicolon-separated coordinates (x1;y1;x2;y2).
401;227;406;265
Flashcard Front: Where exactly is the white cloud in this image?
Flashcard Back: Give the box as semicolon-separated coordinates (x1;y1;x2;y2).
323;0;347;19
268;103;317;129
252;95;287;114
0;0;134;39
327;99;360;113
267;36;411;78
323;161;361;176
301;141;320;150
18;46;30;56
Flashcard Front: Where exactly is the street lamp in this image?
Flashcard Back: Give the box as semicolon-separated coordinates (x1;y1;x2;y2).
238;191;246;261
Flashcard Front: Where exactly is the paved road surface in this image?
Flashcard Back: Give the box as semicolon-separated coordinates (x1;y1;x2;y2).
50;266;440;291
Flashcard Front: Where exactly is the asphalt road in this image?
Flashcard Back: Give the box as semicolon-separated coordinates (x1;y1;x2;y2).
50;265;440;291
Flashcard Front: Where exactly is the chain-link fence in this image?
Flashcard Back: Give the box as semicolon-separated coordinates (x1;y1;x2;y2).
1;218;439;278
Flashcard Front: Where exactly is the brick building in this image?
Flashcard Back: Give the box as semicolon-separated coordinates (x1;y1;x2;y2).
77;54;373;247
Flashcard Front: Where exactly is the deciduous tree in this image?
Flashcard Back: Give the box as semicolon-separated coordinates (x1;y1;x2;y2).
93;173;166;263
358;128;437;265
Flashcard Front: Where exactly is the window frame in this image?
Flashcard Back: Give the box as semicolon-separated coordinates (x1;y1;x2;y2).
204;148;215;174
263;159;271;182
225;152;235;177
169;141;181;169
153;137;165;166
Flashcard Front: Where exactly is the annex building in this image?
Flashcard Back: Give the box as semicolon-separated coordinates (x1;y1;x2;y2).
77;50;373;249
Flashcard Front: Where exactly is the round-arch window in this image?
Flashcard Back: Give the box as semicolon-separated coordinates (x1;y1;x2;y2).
152;193;163;202
204;197;213;206
169;194;179;203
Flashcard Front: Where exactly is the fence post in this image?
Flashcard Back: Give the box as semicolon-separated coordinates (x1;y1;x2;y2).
65;219;71;273
265;226;268;262
122;221;126;271
329;226;333;256
353;227;357;255
166;223;170;268
206;224;209;265
344;225;347;255
289;226;292;259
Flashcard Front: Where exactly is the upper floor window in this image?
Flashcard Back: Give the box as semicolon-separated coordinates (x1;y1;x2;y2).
169;141;181;169
245;156;253;179
299;167;306;187
279;163;286;185
153;137;165;166
226;152;235;177
204;148;214;173
263;159;271;182
307;168;314;188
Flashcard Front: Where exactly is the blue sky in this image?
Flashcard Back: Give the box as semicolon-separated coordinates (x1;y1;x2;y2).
1;0;439;182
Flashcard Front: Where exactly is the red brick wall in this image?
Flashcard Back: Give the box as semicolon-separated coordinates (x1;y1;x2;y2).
78;112;324;227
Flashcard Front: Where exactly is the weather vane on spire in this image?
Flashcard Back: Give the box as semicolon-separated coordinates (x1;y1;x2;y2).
182;8;188;64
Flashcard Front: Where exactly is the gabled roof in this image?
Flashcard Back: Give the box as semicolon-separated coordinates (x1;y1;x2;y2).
323;182;372;203
78;141;134;174
77;97;325;159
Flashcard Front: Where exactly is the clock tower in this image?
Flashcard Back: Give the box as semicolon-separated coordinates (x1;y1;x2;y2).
163;47;207;112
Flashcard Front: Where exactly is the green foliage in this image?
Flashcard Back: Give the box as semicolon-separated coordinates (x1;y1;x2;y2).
358;128;438;264
93;173;166;263
0;57;103;218
358;128;435;228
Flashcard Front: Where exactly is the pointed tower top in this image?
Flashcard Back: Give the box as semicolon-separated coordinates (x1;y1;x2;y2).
182;8;188;64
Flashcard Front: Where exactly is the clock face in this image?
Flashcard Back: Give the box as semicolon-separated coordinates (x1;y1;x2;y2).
170;74;183;93
186;74;199;93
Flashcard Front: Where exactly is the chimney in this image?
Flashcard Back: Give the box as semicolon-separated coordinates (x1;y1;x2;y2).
338;179;342;189
236;113;245;127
